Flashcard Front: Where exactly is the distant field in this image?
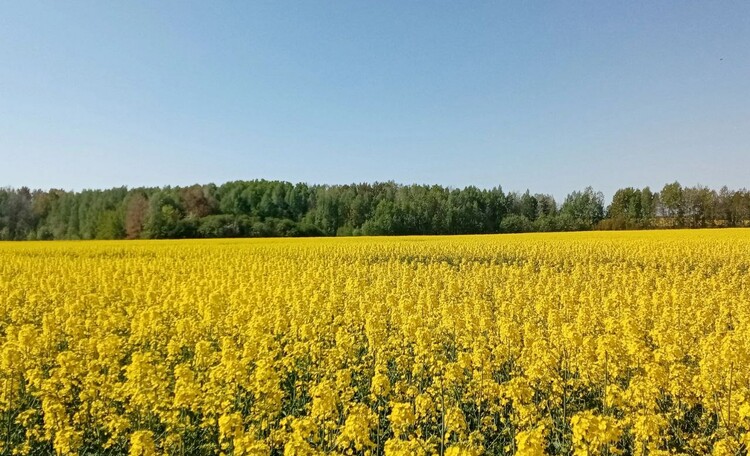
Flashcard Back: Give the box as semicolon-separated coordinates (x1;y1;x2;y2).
1;230;750;455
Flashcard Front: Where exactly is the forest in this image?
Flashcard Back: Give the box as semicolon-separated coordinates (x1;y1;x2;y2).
0;180;748;240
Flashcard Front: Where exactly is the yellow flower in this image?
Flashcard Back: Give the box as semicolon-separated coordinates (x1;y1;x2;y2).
129;430;156;456
445;407;467;439
516;424;546;456
337;404;378;451
371;372;391;399
389;402;415;436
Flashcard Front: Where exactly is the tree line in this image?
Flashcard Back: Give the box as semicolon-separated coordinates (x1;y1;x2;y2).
0;180;748;240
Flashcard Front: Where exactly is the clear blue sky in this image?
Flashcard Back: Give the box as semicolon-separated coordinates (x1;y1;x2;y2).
1;1;748;200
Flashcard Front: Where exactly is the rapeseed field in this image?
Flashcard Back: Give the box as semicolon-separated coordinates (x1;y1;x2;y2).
1;231;749;455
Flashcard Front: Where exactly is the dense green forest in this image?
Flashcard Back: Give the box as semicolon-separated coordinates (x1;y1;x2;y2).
0;180;748;240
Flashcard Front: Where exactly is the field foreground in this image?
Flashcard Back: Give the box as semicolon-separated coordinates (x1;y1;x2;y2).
1;231;750;456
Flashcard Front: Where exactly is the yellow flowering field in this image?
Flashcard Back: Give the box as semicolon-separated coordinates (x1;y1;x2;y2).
1;230;750;456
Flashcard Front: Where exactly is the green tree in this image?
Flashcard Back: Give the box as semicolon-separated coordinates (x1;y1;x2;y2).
659;182;684;227
500;214;532;233
96;210;125;239
607;187;643;228
682;185;716;228
519;190;538;221
144;191;185;239
560;187;604;229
